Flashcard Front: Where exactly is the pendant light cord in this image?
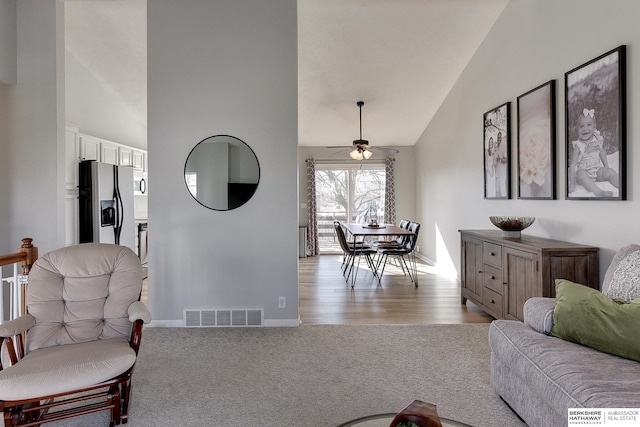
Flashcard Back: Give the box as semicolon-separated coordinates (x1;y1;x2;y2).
356;100;366;145
359;103;363;140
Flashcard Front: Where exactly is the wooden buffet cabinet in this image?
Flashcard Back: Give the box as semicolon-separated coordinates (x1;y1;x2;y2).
460;230;599;321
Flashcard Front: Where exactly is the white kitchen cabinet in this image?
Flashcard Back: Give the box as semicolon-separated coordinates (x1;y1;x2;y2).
101;141;119;165
119;146;133;166
79;134;100;161
132;149;145;171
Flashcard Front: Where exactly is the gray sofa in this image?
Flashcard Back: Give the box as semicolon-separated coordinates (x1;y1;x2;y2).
489;244;640;427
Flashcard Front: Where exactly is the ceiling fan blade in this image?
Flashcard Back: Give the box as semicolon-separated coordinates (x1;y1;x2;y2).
372;146;399;153
324;102;399;157
330;148;351;155
324;145;399;154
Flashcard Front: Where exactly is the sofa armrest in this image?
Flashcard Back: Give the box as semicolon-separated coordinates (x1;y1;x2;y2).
524;297;555;334
0;314;35;337
128;301;152;324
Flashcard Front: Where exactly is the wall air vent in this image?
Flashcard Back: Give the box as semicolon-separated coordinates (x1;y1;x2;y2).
183;308;264;327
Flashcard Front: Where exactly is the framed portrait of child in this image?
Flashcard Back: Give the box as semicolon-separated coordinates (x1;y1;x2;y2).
565;45;626;200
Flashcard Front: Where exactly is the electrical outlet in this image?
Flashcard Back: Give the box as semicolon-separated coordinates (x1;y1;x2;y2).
278;296;286;308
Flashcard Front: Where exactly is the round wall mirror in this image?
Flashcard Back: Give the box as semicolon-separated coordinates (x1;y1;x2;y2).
184;135;260;210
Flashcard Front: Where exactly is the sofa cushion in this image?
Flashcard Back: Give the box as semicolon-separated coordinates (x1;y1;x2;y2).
0;338;136;401
550;279;640;362
490;319;640;425
602;244;640;301
523;297;555;334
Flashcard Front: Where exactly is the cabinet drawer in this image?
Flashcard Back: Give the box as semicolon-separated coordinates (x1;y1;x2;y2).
483;264;503;294
483;242;502;268
482;287;503;318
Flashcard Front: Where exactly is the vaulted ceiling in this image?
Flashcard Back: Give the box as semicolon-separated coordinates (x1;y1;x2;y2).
65;0;509;149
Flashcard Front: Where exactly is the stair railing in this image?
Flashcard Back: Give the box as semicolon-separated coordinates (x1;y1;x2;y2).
0;238;38;323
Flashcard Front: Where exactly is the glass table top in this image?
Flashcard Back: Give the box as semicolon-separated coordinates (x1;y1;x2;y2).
337;413;472;427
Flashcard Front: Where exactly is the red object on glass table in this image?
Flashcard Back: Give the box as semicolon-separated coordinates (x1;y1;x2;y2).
389;400;443;427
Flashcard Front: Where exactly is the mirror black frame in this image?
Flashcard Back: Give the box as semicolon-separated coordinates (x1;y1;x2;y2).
184;135;260;211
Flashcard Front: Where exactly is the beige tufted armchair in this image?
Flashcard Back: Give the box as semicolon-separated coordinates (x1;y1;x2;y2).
0;243;151;426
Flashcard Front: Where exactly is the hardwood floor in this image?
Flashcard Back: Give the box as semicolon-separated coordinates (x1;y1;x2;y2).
299;254;494;325
142;255;494;325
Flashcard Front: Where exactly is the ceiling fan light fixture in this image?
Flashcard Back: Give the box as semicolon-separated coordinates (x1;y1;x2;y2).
326;102;400;156
350;101;373;160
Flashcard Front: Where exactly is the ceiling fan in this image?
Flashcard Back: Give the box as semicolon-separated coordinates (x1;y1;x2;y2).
328;101;399;160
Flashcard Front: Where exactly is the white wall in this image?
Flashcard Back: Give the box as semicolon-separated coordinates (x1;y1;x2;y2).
415;0;640;282
147;0;298;325
297;146;416;231
0;0;14;243
0;0;16;85
65;50;146;150
0;0;65;255
0;0;15;292
0;81;12;249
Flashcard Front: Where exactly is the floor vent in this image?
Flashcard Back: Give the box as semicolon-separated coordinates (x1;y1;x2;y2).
183;308;264;327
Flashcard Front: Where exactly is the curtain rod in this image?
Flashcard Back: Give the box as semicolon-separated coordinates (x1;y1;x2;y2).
305;158;392;164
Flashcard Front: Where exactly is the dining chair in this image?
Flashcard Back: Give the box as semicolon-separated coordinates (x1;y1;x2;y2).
333;221;378;287
0;243;152;426
334;221;351;272
333;221;370;269
371;219;411;252
375;221;421;287
370;219;411;270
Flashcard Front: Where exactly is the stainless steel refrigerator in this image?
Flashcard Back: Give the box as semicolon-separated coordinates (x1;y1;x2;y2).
79;160;135;252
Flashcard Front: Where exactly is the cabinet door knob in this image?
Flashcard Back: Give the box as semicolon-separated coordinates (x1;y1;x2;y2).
478;270;482;274
490;299;495;304
490;275;495;280
490;252;495;256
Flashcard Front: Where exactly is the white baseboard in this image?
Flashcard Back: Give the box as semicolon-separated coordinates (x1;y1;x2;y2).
414;251;460;281
147;317;301;328
147;319;183;327
415;251;435;266
264;318;301;327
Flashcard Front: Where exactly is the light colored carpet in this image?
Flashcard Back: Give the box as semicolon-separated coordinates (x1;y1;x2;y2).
45;324;525;427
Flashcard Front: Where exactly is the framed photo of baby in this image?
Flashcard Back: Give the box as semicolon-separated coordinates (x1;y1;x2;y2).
565;45;626;200
483;102;511;199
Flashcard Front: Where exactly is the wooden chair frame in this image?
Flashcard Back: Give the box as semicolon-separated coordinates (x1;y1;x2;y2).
0;239;148;427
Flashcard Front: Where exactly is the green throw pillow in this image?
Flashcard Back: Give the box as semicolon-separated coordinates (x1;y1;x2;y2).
550;279;640;362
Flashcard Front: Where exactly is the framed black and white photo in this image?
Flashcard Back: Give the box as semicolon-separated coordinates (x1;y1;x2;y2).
565;45;626;200
517;80;556;200
484;102;511;199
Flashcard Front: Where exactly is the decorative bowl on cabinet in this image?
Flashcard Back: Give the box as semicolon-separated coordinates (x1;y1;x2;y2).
489;216;535;238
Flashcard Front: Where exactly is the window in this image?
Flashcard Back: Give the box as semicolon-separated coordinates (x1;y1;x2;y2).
315;164;385;253
185;172;197;197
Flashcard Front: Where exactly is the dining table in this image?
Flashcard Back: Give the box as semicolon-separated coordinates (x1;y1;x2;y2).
343;223;417;285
